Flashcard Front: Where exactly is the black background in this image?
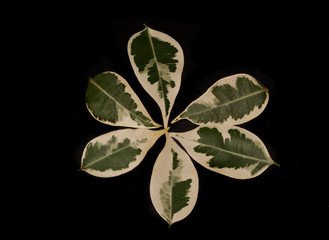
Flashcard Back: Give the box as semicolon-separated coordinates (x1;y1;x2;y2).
23;3;328;238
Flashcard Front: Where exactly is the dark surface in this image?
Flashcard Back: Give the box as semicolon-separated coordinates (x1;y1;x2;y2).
26;4;328;238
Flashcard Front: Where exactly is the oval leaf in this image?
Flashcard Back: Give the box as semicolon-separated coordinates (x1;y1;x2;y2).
81;128;164;177
171;125;277;179
128;26;184;128
172;73;269;126
150;134;198;226
86;71;161;128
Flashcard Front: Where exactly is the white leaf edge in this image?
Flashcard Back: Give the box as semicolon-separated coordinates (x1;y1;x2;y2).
170;125;276;179
128;26;184;128
81;128;165;178
172;73;269;126
86;71;161;129
150;133;199;225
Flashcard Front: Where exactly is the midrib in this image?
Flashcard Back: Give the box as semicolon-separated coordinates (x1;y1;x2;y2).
168;170;174;224
145;27;167;124
89;78;149;125
175;136;271;165
83;144;131;169
183;89;266;117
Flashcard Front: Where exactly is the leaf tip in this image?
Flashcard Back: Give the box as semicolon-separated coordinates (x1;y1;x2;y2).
273;161;280;167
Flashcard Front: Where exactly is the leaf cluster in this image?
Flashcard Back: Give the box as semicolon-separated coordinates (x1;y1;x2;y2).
80;25;278;226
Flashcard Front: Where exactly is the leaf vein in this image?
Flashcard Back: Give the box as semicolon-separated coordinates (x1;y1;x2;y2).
89;78;151;126
174;135;270;165
183;89;267;118
145;27;167;117
83;144;133;169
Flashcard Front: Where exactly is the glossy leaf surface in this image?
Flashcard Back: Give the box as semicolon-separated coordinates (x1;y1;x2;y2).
86;71;161;128
173;74;268;126
81;128;164;177
128;26;184;128
150;134;198;226
171;125;276;179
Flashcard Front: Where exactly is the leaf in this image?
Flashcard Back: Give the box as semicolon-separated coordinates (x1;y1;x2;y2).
86;71;161;128
171;125;277;179
128;25;184;128
172;74;269;126
150;134;198;226
81;128;164;177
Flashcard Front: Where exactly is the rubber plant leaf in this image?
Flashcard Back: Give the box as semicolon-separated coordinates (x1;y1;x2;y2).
172;74;269;126
128;25;184;128
86;71;161;128
171;125;278;179
150;133;198;226
81;128;164;177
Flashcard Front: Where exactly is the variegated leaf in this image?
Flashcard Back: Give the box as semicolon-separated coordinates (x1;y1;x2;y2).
81;128;164;177
86;71;161;128
128;25;184;128
172;73;269;126
171;125;278;179
150;133;198;226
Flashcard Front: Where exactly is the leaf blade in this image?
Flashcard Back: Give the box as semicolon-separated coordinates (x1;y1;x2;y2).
172;73;269;126
128;26;184;128
86;71;161;128
150;134;198;226
171;125;275;179
81;128;164;177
